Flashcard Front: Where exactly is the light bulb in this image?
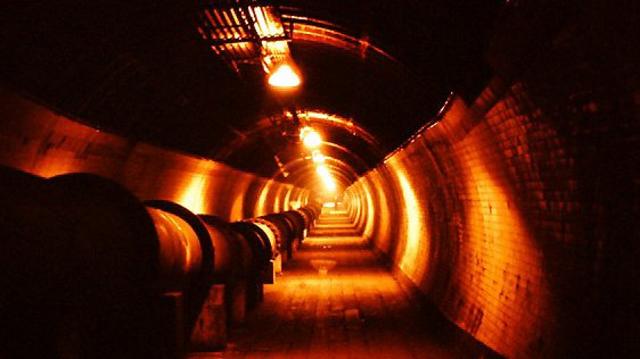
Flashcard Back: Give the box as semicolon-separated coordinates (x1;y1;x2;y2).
268;63;301;88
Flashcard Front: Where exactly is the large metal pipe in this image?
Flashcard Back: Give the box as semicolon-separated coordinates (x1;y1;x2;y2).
228;220;282;308
145;200;215;284
295;207;315;231
47;174;209;293
2;167;322;357
0;167;87;358
230;221;271;271
240;220;278;261
46;172;161;289
304;203;322;219
198;215;255;325
1;171;172;357
146;207;203;291
259;213;296;260
251;221;278;259
199;215;252;282
282;210;306;241
251;217;283;256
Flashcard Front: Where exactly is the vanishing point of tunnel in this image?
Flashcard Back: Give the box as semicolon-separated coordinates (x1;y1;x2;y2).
1;1;639;358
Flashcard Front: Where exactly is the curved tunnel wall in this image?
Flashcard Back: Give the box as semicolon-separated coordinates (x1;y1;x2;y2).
345;5;639;357
0;2;638;358
0;88;310;219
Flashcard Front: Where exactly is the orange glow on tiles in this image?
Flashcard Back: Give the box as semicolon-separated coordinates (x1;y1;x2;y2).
363;183;376;239
224;172;253;221
283;186;293;211
394;167;428;280
272;184;286;212
268;63;301;88
255;179;273;216
177;174;208;214
229;191;245;221
457;159;549;354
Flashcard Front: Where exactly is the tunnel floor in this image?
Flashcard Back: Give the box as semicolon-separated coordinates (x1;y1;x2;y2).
189;209;500;359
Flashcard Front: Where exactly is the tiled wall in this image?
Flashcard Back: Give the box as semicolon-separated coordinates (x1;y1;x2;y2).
0;89;308;219
346;2;639;356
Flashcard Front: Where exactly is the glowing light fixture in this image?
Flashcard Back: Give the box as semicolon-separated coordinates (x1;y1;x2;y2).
300;127;322;149
324;180;337;192
316;164;330;177
316;165;336;192
312;150;325;164
268;63;301;88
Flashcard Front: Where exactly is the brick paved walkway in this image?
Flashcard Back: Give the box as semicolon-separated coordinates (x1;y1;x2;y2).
189;210;499;359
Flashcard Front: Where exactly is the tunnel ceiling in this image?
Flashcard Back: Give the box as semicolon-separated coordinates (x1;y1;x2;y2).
1;0;502;181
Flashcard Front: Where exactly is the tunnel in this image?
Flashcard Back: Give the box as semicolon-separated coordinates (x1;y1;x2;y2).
0;1;638;358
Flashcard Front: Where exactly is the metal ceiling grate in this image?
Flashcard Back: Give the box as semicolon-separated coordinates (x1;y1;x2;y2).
279;8;396;63
197;0;292;73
